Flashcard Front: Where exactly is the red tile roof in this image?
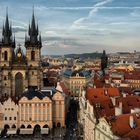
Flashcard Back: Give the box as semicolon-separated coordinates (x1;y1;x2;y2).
125;71;140;80
85;87;120;118
60;82;70;95
124;127;140;140
116;95;140;114
110;112;140;138
86;87;120;100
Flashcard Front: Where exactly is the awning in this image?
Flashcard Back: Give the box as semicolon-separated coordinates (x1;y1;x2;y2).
20;129;33;134
7;129;16;135
41;128;49;134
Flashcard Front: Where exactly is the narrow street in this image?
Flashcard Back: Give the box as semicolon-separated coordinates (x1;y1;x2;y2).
64;99;79;140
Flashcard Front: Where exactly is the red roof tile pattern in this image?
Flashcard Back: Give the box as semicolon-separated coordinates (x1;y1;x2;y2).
60;81;70;95
86;87;120;118
116;95;140;114
110;112;140;138
125;71;140;80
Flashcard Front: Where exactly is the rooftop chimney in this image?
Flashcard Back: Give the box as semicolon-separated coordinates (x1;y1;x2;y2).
115;102;122;116
104;89;108;96
129;115;134;129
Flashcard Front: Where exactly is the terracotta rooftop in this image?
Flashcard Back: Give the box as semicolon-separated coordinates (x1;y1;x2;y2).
124;71;140;80
124;127;140;140
86;87;120;100
110;112;140;138
116;95;140;114
85;87;120;118
60;81;70;95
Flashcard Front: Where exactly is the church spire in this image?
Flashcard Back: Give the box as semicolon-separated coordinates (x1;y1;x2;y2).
1;8;15;48
5;7;10;36
25;7;41;48
2;7;14;45
31;6;36;35
101;50;108;76
28;6;39;44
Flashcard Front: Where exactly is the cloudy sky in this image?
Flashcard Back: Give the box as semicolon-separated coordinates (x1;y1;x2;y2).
0;0;140;55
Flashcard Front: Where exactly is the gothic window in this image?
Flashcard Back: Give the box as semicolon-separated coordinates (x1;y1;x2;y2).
31;51;35;61
4;51;8;61
15;72;23;97
8;72;11;79
4;76;7;80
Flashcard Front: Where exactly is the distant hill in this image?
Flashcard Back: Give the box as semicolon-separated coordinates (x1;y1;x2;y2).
44;52;102;59
64;52;102;59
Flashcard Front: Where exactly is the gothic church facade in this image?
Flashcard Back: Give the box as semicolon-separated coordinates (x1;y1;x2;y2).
0;11;43;97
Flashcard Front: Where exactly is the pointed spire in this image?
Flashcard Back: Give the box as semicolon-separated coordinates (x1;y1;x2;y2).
25;31;28;42
39;32;42;43
13;33;15;46
2;7;14;46
25;7;42;47
2;22;5;36
36;21;38;35
9;21;12;37
5;7;10;35
28;23;30;35
31;6;36;35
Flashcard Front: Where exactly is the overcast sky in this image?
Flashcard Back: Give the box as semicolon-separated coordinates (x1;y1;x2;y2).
0;0;140;55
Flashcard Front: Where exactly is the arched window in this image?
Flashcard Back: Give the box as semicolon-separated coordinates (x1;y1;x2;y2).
15;72;23;97
31;51;35;61
8;72;11;80
57;122;61;128
12;124;16;128
4;124;10;129
20;124;25;128
27;125;32;128
4;76;7;80
4;51;8;61
43;124;49;128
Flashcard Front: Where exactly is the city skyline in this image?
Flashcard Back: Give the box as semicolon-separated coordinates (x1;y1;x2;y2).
0;0;140;55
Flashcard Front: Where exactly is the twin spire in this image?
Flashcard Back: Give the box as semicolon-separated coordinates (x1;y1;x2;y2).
1;7;42;48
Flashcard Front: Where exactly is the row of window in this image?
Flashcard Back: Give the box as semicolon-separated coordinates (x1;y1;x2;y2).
1;51;36;61
5;117;16;121
3;71;35;81
5;108;14;111
20;102;62;107
71;81;85;84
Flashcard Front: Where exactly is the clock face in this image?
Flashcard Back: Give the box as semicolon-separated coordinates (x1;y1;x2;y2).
17;52;22;58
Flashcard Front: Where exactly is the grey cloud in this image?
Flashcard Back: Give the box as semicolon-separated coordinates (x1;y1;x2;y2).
12;26;26;33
